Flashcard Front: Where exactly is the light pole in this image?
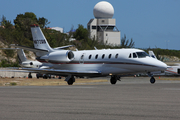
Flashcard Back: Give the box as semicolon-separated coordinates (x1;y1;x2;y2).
165;40;169;49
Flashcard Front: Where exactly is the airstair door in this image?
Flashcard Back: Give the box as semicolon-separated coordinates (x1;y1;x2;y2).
79;53;85;64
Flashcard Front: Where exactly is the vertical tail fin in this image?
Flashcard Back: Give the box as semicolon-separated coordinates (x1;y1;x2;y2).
17;49;28;63
30;24;52;51
148;51;157;59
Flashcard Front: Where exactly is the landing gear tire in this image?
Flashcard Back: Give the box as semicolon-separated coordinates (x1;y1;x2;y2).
110;76;117;84
43;75;48;79
36;74;39;79
67;77;75;85
28;73;32;78
150;77;156;84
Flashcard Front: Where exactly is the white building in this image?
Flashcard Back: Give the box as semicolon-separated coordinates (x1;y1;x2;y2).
87;1;120;45
51;27;63;33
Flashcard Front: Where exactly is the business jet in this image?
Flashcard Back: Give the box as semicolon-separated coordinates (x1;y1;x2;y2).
11;24;167;85
1;48;54;78
149;51;180;75
17;48;61;79
0;48;42;68
17;48;56;78
17;48;42;68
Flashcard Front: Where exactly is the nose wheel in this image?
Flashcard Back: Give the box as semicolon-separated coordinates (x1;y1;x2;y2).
150;77;156;84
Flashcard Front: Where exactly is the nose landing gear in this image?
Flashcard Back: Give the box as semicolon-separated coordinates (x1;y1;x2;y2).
150;76;156;84
148;72;156;84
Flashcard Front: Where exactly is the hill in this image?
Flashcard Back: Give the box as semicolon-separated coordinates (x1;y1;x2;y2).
0;12;180;66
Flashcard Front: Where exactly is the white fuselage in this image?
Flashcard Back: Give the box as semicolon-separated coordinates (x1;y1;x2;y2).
38;48;167;76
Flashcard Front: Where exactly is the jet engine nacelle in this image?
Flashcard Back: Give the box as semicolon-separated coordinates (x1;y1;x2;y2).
41;50;74;63
21;61;42;68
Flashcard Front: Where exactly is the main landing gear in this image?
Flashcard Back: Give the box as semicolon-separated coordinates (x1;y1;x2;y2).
28;73;32;78
110;75;121;85
65;75;75;85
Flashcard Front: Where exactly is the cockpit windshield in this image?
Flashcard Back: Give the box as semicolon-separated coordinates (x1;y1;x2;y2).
136;52;149;58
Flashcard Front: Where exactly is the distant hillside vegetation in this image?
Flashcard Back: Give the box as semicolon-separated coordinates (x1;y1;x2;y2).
0;12;180;67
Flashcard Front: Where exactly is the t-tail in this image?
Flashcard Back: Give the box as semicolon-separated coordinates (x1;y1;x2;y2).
17;48;43;68
30;24;53;52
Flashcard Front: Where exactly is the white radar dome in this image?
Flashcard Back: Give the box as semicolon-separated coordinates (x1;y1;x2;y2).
93;1;114;19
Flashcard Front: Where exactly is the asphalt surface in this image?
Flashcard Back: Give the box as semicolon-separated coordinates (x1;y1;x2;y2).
0;77;180;120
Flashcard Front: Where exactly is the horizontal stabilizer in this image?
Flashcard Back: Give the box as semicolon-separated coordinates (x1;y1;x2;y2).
54;45;74;50
10;44;48;53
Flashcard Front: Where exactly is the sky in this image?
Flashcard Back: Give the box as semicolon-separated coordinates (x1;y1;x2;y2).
0;0;180;50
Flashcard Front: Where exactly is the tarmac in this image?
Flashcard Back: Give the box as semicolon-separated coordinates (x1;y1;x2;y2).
0;77;180;120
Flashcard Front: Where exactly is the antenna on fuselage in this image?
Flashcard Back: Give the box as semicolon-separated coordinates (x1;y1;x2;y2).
94;47;98;50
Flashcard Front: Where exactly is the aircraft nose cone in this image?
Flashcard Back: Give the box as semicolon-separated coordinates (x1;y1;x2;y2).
157;61;167;71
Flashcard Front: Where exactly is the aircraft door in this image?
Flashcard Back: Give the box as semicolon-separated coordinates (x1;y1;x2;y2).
178;69;180;74
79;53;85;64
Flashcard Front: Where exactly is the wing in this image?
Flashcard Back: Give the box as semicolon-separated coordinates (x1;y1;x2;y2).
8;67;101;76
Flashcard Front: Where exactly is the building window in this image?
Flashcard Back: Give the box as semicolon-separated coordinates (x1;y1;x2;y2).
89;55;92;59
109;54;112;59
95;54;98;59
92;26;96;29
115;54;118;58
102;54;105;59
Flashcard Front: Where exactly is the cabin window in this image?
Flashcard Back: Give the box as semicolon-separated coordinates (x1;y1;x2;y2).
133;53;137;58
95;54;98;59
115;54;118;58
89;55;92;59
109;54;112;59
136;52;149;58
129;54;131;58
151;55;155;58
102;54;105;59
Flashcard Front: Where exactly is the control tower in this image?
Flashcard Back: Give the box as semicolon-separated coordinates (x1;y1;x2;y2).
87;1;120;45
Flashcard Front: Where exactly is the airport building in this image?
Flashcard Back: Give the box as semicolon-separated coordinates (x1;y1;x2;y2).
51;27;63;33
87;1;120;45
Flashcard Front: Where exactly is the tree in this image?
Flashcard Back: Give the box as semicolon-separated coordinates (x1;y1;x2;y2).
13;12;38;43
73;24;88;41
13;12;50;46
0;15;6;26
38;17;50;28
0;15;13;29
121;34;135;48
14;12;38;31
